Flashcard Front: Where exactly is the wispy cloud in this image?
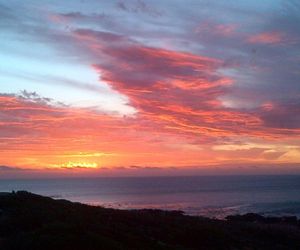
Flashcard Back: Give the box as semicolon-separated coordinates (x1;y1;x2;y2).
116;0;163;17
247;31;285;45
0;165;29;171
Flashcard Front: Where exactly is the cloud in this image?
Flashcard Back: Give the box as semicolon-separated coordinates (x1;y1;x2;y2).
0;165;28;171
50;11;114;29
71;28;300;139
71;25;300;143
195;22;238;38
128;165;165;170
0;91;299;170
247;31;285;45
1;1;300;171
0;92;124;140
74;29;246;137
258;100;300;129
116;0;162;17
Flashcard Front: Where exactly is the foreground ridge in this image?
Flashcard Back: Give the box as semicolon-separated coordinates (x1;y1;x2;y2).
0;191;300;250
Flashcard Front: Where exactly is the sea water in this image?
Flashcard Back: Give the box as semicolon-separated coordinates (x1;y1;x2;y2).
1;175;300;219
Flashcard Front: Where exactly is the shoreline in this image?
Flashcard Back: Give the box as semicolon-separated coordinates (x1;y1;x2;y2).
1;191;300;249
3;175;300;221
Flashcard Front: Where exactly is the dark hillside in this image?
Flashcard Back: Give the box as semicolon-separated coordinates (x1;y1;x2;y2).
0;191;300;250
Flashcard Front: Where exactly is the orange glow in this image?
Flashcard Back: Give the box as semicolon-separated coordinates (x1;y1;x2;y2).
0;93;299;173
54;162;99;169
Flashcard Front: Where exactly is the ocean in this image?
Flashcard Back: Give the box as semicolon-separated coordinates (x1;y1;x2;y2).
1;175;300;219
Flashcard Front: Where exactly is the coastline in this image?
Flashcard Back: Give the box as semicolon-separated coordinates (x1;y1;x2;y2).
1;191;300;249
2;175;300;220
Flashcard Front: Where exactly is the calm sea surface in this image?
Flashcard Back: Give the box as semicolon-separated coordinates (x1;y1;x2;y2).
1;175;300;219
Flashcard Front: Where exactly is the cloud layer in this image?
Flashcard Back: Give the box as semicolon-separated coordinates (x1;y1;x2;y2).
0;0;300;173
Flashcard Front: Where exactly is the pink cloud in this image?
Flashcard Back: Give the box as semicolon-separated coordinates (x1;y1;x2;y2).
247;31;284;45
73;29;300;139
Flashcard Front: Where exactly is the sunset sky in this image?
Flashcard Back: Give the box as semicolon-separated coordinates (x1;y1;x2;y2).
1;0;300;177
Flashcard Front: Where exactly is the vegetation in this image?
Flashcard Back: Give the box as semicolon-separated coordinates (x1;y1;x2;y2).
1;191;300;249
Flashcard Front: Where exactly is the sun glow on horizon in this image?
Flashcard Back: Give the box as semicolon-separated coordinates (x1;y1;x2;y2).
53;162;99;169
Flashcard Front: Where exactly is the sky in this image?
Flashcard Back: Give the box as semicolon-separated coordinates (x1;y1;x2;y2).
0;0;300;177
